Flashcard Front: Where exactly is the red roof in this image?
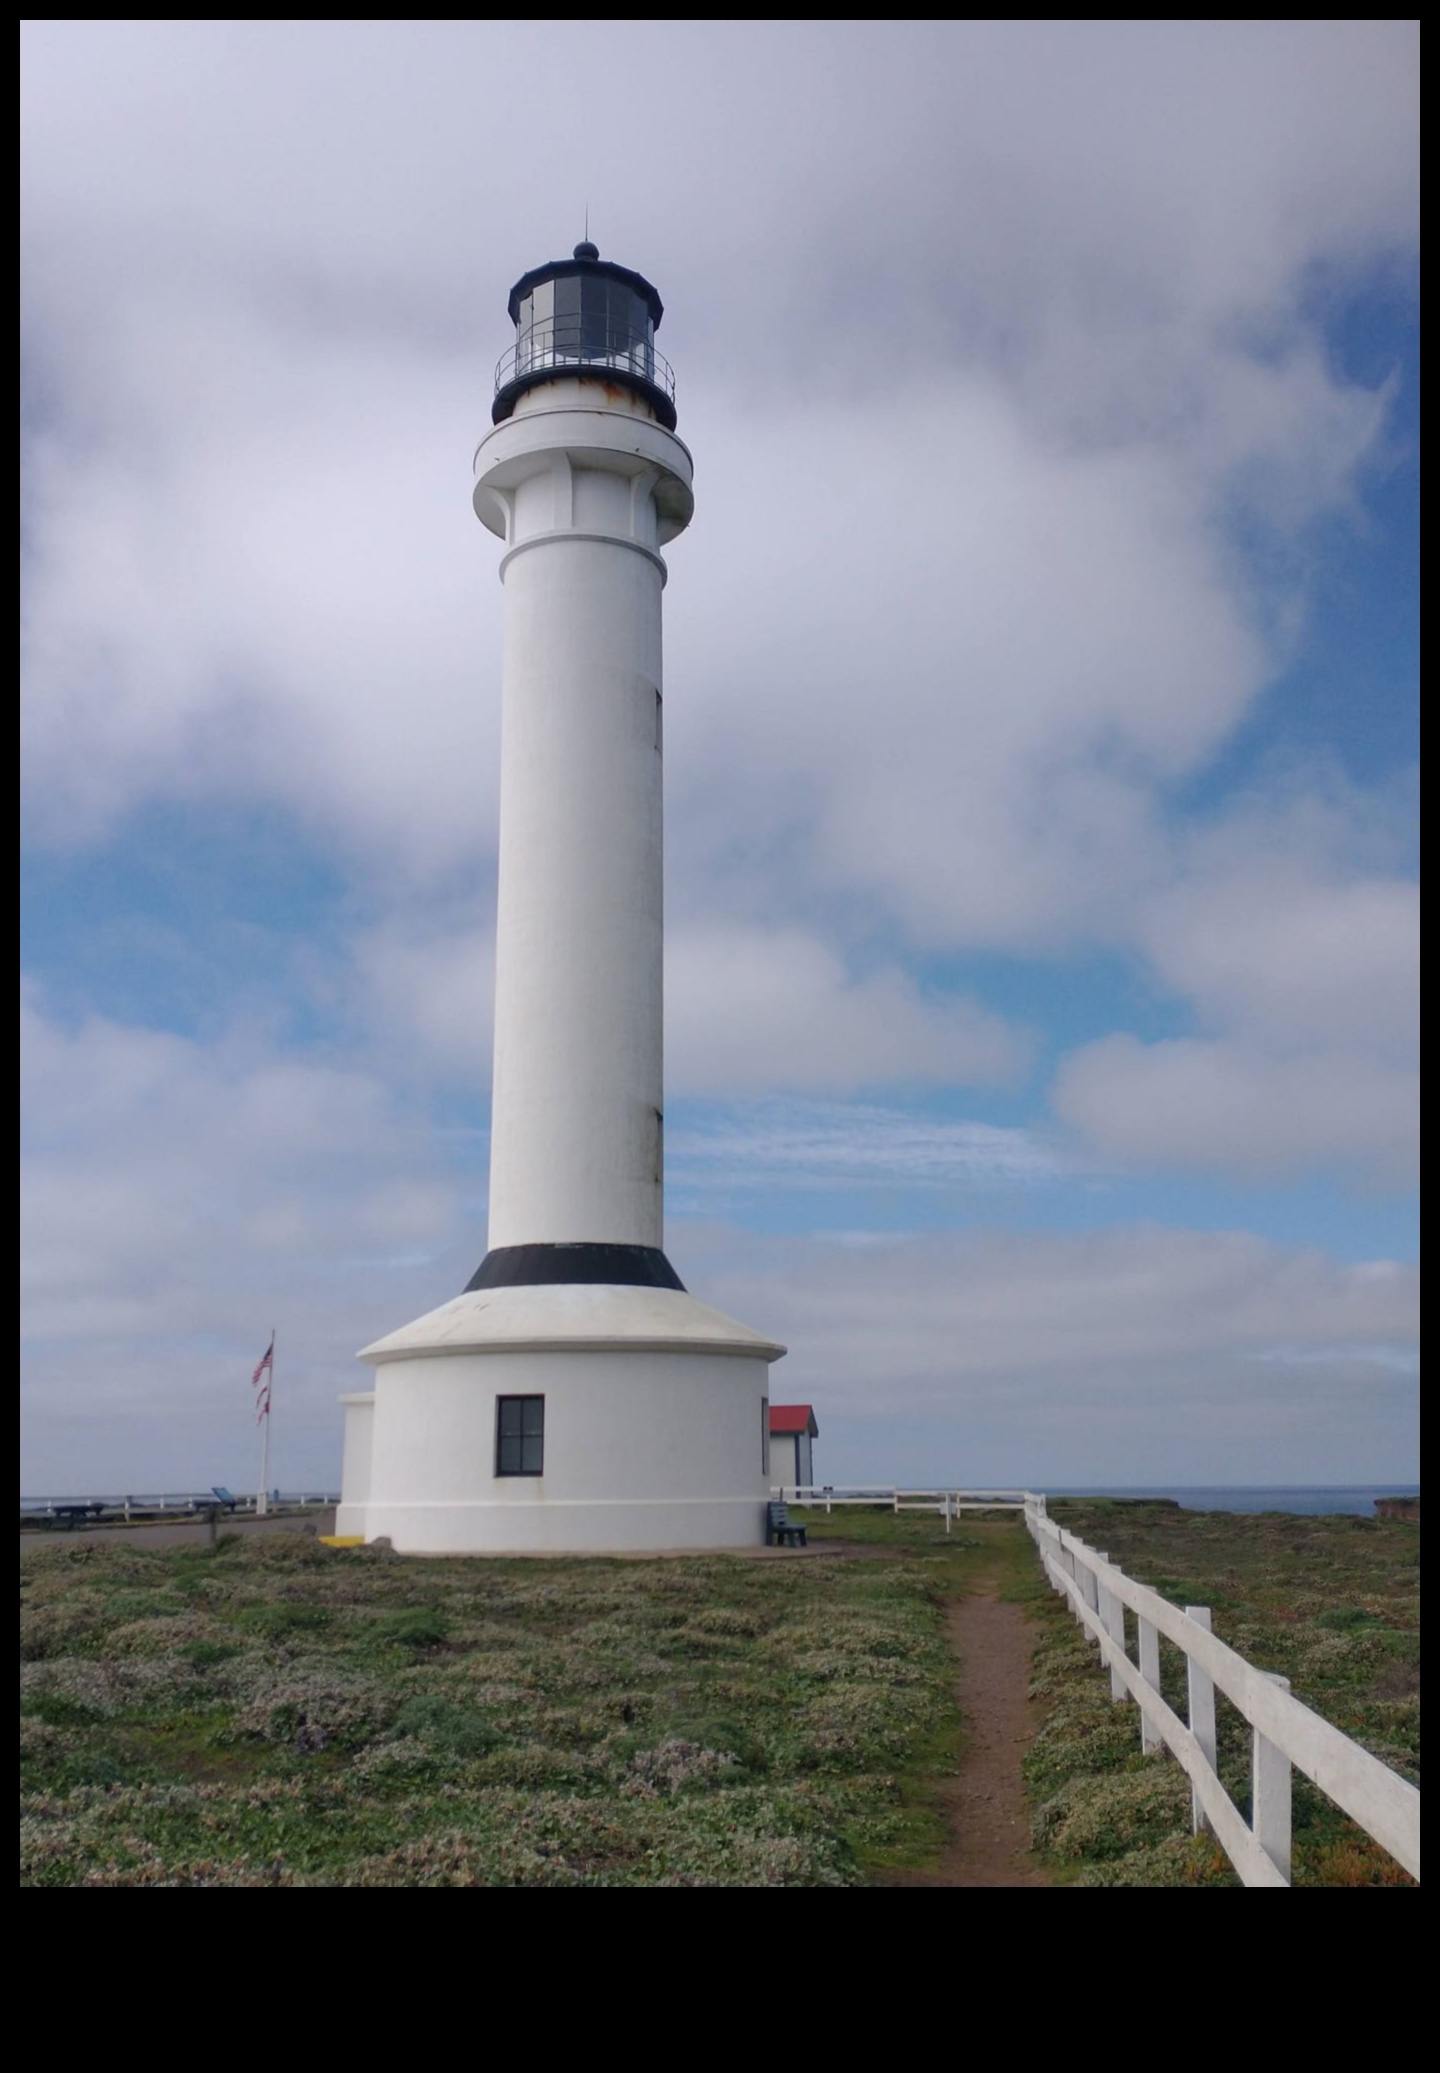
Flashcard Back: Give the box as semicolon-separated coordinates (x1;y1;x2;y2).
769;1404;818;1437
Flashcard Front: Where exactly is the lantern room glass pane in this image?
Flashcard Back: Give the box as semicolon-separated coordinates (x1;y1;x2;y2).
580;277;609;358
552;274;582;358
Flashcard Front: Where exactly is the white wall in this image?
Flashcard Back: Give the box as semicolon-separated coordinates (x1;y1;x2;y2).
363;1343;774;1552
488;533;665;1247
335;1391;374;1537
770;1429;816;1489
474;392;694;1252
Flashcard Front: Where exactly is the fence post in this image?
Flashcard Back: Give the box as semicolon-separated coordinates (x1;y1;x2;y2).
1184;1608;1217;1833
1137;1616;1163;1751
1095;1557;1126;1699
893;1490;900;1514
1081;1554;1101;1639
1075;1549;1102;1651
1253;1674;1293;1882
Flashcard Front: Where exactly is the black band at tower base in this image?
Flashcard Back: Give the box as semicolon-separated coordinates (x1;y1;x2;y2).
464;1243;686;1294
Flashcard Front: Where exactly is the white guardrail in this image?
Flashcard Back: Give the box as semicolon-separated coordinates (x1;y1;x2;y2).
777;1486;1030;1531
20;1493;340;1521
1023;1499;1420;1887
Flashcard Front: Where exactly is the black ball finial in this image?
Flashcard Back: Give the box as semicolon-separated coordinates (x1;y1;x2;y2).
573;240;599;261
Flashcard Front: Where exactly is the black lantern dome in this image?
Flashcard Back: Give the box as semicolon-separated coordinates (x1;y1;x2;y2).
492;243;677;431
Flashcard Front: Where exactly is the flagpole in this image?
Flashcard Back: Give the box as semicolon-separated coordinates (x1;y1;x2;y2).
257;1330;274;1516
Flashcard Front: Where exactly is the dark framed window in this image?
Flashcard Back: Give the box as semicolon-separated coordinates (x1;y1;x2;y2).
761;1396;770;1477
496;1394;545;1477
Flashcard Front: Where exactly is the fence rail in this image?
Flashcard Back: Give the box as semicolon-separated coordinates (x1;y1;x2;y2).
778;1485;1033;1529
20;1492;339;1525
1025;1501;1419;1887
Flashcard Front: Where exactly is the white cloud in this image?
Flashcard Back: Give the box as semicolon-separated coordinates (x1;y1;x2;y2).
1052;1035;1416;1187
351;921;496;1084
1143;823;1418;1058
20;981;479;1488
21;967;1416;1487
16;26;1420;1486
21;287;498;871
670;1100;1057;1198
665;383;1270;951
666;924;1022;1090
21;22;1416;950
1051;786;1419;1185
20;986;467;1341
687;1222;1419;1483
20;24;1417;362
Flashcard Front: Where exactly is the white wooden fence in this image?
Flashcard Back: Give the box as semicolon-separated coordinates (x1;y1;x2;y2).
20;1492;340;1523
1025;1500;1420;1887
779;1486;1032;1532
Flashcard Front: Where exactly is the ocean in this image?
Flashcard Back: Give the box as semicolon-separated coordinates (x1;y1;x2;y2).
1044;1486;1419;1517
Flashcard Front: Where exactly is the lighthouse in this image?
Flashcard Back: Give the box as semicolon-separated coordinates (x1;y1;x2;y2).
335;243;786;1552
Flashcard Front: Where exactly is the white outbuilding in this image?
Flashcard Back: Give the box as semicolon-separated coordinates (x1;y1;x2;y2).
336;242;785;1552
768;1405;819;1493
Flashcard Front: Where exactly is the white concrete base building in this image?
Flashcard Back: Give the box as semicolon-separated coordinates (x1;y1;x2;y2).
337;1286;781;1553
337;243;784;1552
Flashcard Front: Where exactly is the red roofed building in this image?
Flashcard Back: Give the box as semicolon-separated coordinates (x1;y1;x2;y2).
769;1403;818;1491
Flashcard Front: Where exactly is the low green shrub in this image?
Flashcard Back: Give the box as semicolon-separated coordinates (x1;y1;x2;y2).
370;1608;450;1650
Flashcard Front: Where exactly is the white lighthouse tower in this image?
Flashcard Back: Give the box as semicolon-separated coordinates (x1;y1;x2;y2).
336;242;785;1552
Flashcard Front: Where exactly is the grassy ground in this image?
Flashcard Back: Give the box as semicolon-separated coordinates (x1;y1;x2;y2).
21;1525;986;1887
20;1504;1419;1887
1022;1500;1420;1887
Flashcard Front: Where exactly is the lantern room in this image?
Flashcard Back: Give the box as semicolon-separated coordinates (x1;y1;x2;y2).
492;241;677;430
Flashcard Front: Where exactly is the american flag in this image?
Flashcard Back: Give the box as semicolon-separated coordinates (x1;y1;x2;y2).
252;1334;274;1423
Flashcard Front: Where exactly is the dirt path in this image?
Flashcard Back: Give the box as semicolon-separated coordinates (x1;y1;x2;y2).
885;1588;1050;1887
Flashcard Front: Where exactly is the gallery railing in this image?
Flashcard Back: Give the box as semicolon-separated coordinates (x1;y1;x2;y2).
494;320;676;407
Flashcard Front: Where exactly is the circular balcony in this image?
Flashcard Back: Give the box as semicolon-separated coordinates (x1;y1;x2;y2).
493;319;677;431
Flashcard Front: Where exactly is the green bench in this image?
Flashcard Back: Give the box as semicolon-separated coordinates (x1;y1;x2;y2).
766;1501;807;1548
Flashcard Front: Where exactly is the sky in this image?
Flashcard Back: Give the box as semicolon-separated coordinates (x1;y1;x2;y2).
20;21;1418;1494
